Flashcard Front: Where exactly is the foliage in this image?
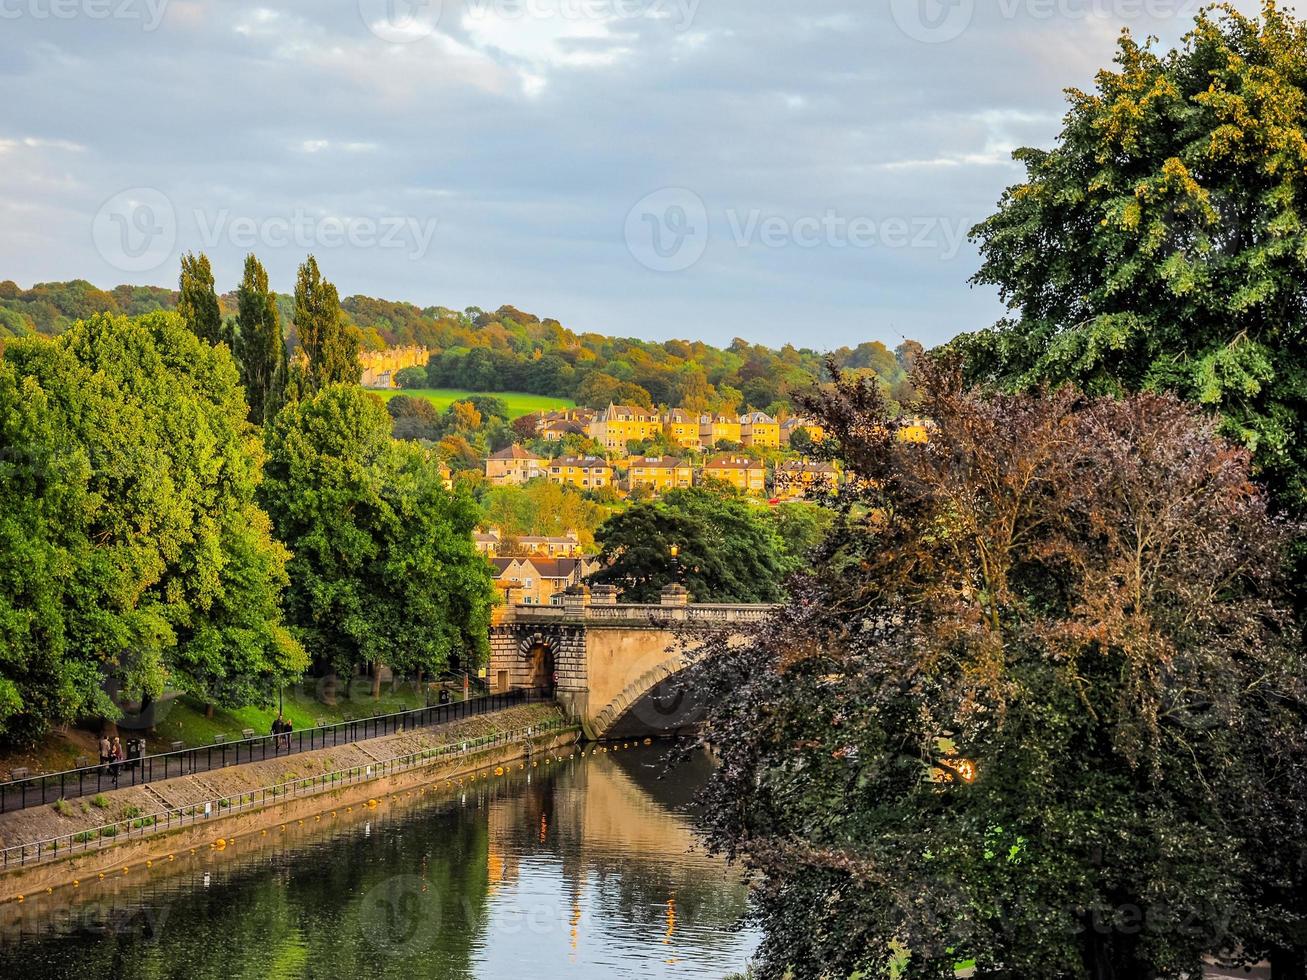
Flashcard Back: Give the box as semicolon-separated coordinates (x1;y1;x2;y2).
593;485;791;602
261;385;496;681
766;502;834;563
958;2;1307;514
177;252;224;346
393;365;428;389
687;363;1306;979
479;480;613;551
0;312;305;746
233;254;287;426
289;256;361;395
372;388;572;420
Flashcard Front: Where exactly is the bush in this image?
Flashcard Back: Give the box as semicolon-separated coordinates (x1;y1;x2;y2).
90;794;109;809
52;798;73;817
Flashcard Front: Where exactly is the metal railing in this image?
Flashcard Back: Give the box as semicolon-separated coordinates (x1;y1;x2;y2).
0;688;550;815
0;718;572;870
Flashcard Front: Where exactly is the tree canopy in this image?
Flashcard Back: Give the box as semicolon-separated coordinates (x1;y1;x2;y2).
177;251;224;347
234;253;287;426
290;256;361;395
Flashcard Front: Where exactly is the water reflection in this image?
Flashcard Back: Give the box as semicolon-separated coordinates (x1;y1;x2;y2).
0;745;756;979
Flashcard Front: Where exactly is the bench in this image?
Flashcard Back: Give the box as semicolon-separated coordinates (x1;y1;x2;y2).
213;734;226;744
9;767;29;781
241;728;255;740
170;741;184;752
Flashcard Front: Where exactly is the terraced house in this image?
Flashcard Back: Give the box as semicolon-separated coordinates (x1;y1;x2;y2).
549;455;614;490
625;455;694;495
589;403;662;451
699;414;743;448
780;417;826;445
703;454;768;495
662;408;702;450
774;460;839;501
485;444;545;486
739;411;781;449
489;556;593;606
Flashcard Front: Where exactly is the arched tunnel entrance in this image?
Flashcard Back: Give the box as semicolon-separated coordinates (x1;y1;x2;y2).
527;640;556;692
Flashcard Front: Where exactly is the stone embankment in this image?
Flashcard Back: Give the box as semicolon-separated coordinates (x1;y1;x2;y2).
0;703;575;901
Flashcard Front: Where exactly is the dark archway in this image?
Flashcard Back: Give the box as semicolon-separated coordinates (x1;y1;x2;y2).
527;641;555;692
603;670;706;740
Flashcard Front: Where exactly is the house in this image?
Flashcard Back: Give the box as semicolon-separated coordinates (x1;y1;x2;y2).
490;556;593;606
774;460;839;501
703;454;767;495
485;445;545;485
625;456;693;495
540;419;588;442
739;411;781;449
514;532;584;558
662;409;702;450
699;414;743;448
548;455;614;490
474;528;502;556
898;416;933;444
780;417;826;446
588;404;662;451
438;462;454;491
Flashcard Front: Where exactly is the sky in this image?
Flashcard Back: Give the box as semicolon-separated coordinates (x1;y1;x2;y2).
0;0;1285;350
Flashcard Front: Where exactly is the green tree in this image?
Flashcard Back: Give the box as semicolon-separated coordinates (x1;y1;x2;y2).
262;385;495;687
593;485;790;602
959;2;1307;514
291;256;360;395
393;365;428;389
0;312;305;744
233;254;287;425
177;251;224;346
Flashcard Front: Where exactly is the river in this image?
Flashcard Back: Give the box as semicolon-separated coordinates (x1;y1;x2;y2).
0;744;758;979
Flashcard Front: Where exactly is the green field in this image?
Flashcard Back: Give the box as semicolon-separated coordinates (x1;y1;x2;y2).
368;388;576;419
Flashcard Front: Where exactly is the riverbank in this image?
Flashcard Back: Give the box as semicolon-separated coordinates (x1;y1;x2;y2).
0;704;576;902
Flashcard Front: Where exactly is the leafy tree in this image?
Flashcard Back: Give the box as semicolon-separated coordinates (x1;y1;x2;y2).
480;480;608;549
387;394;443;441
394;365;428;389
291;256;360;395
687;363;1305;979
766;501;833;564
233;253;286;425
959;2;1307;514
0;312;305;744
177;251;224;346
262;385;495;686
593;485;790;602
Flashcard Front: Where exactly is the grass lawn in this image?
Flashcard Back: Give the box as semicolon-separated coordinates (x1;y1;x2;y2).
143;680;449;752
367;388;575;420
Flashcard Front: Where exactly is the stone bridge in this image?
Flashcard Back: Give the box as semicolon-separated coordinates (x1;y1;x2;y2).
489;584;774;740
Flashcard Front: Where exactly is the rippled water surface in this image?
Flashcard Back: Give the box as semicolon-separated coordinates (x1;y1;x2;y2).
0;744;757;979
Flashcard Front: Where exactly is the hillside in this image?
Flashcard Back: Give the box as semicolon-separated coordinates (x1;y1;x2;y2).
0;278;920;416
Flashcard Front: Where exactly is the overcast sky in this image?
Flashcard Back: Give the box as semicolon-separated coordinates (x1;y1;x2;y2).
0;0;1283;349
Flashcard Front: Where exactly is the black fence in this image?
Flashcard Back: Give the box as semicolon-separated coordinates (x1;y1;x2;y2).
0;688;550;814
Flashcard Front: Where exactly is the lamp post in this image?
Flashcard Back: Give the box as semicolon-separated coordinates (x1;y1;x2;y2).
669;542;681;585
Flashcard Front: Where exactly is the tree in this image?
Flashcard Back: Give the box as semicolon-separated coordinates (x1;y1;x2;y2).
261;385;495;687
177;252;224;346
0;312;305;744
686;363;1305;979
233;254;286;425
959;2;1307;516
387;394;442;441
593;485;791;603
394;365;428;389
291;256;360;395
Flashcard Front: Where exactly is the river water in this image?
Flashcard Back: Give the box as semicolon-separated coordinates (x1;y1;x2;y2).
0;744;758;979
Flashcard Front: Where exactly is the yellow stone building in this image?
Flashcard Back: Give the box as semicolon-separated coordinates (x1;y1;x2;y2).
661;409;702;450
625;456;693;495
548;455;614;490
359;346;429;388
699;414;743;448
780;417;826;445
774;460;839;500
589;404;662;451
739;411;781;449
490;556;592;606
485;445;545;486
702;454;767;495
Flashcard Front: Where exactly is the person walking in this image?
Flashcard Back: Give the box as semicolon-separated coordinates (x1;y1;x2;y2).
109;736;123;788
271;715;285;753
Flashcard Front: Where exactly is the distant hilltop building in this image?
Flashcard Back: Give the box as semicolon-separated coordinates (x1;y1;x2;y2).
485;445;544;486
360;346;428;388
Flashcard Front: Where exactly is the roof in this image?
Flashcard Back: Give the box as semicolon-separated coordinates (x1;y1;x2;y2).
781;417;819;429
705;455;764;469
490;557;588;580
488;444;542;462
627;455;687;469
777;460;837;474
554;455;612;468
740;411;777;424
664;409;696;423
541;420;587;435
603;403;655;420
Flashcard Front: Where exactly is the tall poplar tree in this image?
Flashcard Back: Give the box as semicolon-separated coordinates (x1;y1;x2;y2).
177;251;224;346
233;254;286;425
292;255;360;395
